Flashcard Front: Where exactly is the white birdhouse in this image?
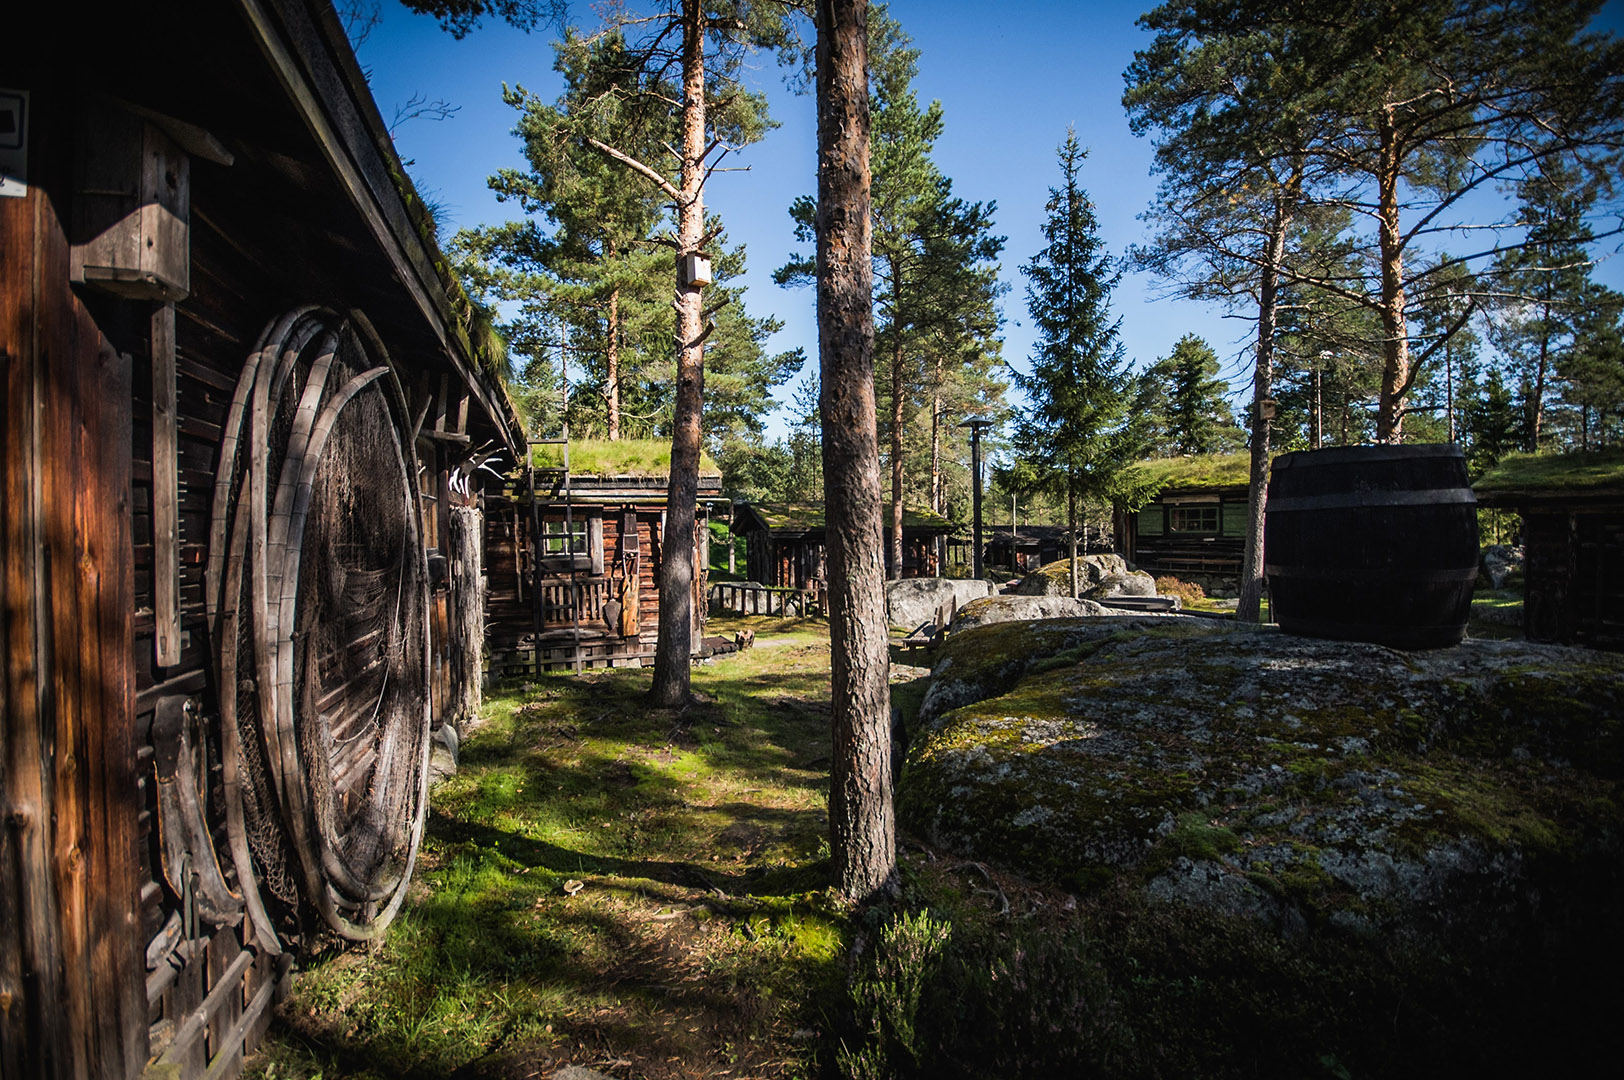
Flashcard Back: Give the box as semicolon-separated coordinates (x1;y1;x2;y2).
681;251;713;287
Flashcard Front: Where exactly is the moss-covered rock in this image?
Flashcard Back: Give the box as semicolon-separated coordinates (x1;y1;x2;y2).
902;622;1624;943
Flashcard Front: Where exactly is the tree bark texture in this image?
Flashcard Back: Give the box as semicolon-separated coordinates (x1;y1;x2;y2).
1236;201;1288;623
607;271;621;441
651;0;708;705
890;328;905;581
1374;106;1410;443
817;0;896;904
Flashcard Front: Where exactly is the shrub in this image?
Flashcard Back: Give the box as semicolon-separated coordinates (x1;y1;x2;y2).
1155;575;1205;604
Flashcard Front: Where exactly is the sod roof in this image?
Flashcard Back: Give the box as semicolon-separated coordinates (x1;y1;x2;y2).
530;438;720;479
1473;449;1624;498
1121;453;1253;495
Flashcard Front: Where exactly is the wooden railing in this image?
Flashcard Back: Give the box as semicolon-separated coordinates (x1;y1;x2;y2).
708;581;823;618
538;576;613;628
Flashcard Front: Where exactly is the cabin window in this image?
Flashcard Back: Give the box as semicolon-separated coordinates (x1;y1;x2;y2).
1168;505;1219;534
540;517;590;556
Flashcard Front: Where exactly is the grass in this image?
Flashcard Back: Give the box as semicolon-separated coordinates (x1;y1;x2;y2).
1122;453;1253;493
252;614;844;1080
1474;448;1624;494
531;437;720;478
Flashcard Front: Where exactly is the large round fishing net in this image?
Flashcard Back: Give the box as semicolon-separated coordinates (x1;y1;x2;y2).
206;307;431;943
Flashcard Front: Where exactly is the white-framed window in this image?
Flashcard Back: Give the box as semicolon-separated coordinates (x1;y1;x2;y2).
1168;505;1219;534
540;516;589;557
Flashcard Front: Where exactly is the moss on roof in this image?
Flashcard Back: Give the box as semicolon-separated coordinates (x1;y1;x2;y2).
744;502;954;533
1122;453;1253;494
1473;450;1624;495
530;438;720;478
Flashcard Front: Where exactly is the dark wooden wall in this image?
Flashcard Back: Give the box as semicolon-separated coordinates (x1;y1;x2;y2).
2;74;505;1079
1524;509;1624;651
2;137;146;1080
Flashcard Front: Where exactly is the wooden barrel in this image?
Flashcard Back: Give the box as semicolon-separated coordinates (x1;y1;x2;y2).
1264;444;1478;648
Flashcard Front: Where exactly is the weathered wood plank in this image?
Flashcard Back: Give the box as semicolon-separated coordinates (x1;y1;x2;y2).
0;163;64;1080
153;301;181;667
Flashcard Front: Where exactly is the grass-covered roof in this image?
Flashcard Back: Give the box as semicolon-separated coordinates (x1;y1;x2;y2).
1122;453;1253;495
741;502;955;534
1473;449;1624;496
530;438;720;479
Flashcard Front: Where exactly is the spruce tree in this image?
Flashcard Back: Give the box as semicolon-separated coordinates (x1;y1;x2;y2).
1010;131;1151;598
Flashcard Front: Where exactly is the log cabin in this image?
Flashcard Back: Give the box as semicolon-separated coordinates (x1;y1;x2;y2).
1114;454;1254;588
484;440;725;676
2;3;524;1077
735;502;955;589
1474;450;1624;651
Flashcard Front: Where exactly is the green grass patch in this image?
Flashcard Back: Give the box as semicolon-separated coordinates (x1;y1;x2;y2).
254;621;844;1079
530;437;720;478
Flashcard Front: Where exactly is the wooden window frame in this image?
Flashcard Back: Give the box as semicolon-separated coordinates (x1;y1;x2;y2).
1168;505;1220;534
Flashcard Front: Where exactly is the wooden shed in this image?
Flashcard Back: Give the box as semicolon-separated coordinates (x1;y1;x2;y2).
735;502;955;588
484;440;725;676
1474;451;1624;651
984;525;1072;573
1115;454;1254;580
2;3;524;1077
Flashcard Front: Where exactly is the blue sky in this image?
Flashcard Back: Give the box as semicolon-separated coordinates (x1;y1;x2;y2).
360;0;1624;439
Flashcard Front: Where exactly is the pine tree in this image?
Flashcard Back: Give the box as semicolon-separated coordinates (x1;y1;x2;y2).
1010;131;1151;598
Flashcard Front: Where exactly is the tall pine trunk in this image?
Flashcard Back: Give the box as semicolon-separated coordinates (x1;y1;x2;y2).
818;0;895;904
1236;195;1289;623
650;0;707;706
930;353;943;574
890;327;905;581
607;239;621;441
1374;107;1410;444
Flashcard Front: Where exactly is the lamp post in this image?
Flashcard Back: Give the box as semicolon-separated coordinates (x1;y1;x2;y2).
960;416;992;579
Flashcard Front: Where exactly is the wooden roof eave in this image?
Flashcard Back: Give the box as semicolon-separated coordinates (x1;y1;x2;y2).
236;0;526;461
1472;486;1624;511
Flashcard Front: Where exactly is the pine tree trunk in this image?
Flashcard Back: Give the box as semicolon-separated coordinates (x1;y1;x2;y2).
1067;483;1079;599
930;356;943;575
607;275;621;441
890;329;905;581
1374;107;1410;444
1237;197;1289;623
817;0;895;904
650;0;707;707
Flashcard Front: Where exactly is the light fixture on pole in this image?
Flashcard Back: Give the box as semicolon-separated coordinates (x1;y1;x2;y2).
959;416;993;580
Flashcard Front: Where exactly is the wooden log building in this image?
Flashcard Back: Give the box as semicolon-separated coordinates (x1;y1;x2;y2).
1474;450;1624;651
735;502;955;588
484;441;725;676
1115;454;1254;581
2;3;525;1077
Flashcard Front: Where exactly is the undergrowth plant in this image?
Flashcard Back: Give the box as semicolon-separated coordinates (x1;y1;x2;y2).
838;909;953;1079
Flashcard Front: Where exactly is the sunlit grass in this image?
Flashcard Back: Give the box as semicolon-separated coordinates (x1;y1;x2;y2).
253;618;845;1079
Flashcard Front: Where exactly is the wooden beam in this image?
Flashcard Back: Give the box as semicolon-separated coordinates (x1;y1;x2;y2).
152;301;181;667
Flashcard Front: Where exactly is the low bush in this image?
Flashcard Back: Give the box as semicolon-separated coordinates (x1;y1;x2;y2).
1154;575;1205;605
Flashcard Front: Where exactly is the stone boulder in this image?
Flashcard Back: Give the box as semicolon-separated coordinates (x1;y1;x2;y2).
1014;554;1128;597
887;576;997;630
1479;544;1523;590
948;594;1111;633
901;620;1624;945
917;615;1229;731
1085;570;1157;600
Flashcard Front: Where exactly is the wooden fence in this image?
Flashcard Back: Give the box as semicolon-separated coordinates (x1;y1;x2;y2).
708;581;824;618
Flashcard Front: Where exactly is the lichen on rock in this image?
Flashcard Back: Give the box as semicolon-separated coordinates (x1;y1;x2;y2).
901;621;1624;943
